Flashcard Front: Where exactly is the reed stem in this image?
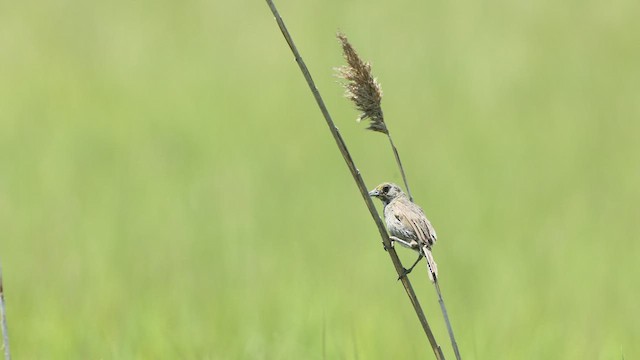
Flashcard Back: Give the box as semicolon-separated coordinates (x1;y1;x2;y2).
264;2;445;358
386;133;413;202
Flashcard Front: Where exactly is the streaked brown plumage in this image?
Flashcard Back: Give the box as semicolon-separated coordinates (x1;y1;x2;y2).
369;182;438;281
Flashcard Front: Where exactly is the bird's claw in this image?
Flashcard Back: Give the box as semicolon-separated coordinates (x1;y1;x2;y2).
383;240;395;252
397;267;413;281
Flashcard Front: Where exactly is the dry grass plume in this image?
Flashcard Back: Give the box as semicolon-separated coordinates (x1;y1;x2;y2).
336;33;387;134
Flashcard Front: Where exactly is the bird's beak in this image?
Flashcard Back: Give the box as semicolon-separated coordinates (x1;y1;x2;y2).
368;189;380;197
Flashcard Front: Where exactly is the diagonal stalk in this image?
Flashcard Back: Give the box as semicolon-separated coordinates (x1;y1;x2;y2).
385;117;462;360
386;133;413;202
434;280;461;360
385;114;463;360
264;1;445;358
385;122;462;360
387;129;462;360
335;28;463;360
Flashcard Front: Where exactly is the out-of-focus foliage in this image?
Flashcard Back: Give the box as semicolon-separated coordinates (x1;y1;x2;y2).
1;0;638;358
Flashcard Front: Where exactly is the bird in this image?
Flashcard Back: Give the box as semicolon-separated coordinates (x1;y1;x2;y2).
368;182;438;282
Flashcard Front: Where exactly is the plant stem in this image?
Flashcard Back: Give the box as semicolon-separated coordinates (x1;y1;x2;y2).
387;117;462;360
434;280;461;360
383;101;462;360
386;133;413;202
264;1;445;358
0;262;11;360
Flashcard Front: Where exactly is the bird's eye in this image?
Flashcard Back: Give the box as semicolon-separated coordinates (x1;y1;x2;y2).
382;185;390;193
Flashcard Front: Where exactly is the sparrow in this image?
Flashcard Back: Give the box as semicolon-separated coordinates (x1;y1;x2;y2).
369;182;438;282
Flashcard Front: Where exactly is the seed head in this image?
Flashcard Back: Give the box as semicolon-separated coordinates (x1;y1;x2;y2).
335;33;386;134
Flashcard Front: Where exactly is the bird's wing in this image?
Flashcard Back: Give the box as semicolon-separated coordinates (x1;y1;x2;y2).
391;202;437;247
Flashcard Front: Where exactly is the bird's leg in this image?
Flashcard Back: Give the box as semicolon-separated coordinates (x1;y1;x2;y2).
397;254;424;280
383;236;400;251
389;236;419;249
388;236;422;280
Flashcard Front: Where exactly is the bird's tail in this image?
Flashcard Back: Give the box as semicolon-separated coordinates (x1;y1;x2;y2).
423;246;438;283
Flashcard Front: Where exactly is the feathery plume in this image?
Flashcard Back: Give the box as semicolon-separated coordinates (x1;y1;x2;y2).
336;33;387;134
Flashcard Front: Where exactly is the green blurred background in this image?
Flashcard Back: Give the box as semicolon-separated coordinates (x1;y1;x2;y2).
1;0;639;358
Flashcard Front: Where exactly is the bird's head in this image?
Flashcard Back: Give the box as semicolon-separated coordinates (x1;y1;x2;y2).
368;182;404;204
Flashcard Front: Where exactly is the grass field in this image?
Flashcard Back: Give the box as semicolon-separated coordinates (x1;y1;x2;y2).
1;0;639;358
